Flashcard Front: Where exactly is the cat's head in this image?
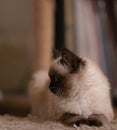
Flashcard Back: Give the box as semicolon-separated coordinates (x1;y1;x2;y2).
49;48;109;98
49;48;86;97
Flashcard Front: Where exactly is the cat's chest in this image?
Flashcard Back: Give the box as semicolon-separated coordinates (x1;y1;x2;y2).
57;91;93;118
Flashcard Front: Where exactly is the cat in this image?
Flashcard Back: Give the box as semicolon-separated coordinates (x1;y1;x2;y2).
28;48;114;127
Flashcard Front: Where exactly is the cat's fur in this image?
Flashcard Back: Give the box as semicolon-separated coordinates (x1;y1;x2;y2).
28;49;114;126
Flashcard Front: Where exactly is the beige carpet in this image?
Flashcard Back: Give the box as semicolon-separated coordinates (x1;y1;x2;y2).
0;115;117;130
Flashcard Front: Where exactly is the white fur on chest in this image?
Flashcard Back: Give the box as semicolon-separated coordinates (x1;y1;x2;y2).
58;75;113;121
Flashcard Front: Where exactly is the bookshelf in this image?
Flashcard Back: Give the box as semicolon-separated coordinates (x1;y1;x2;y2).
63;0;117;99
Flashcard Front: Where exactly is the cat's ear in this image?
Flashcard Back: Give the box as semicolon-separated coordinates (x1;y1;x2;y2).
61;48;85;73
61;48;75;65
53;49;61;59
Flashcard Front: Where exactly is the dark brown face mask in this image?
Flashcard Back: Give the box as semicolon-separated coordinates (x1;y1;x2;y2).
49;48;86;97
49;70;63;95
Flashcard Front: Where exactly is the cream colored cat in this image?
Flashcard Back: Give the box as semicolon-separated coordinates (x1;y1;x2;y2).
28;49;114;126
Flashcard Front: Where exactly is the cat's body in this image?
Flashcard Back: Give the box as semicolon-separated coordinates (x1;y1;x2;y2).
28;49;114;126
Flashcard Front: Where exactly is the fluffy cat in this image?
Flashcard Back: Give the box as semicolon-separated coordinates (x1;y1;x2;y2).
28;49;114;126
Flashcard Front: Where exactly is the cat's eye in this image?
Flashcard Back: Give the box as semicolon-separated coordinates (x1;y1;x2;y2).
51;74;62;82
55;75;60;81
55;75;61;81
49;71;60;81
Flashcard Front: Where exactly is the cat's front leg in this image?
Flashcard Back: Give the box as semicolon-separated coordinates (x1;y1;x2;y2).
59;113;108;127
58;113;88;126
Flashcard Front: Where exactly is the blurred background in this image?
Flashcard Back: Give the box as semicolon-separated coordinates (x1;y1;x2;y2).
0;0;117;116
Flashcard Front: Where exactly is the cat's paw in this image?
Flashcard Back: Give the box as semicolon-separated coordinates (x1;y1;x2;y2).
88;114;107;127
